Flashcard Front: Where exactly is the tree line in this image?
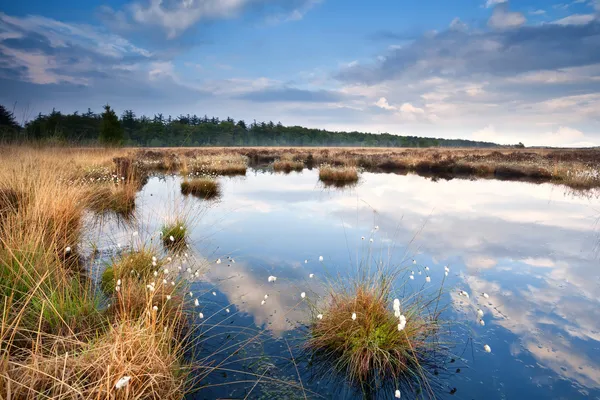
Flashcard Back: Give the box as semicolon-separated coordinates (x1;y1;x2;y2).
0;104;500;148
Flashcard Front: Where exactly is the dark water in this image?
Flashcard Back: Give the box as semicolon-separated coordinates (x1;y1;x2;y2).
84;169;600;399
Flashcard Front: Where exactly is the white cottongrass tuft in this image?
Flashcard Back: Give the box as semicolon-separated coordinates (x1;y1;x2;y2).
268;275;277;283
216;259;221;264
369;238;373;243
146;285;155;292
393;298;400;312
115;376;131;389
425;266;429;271
483;293;490;299
477;309;484;318
351;312;357;321
167;257;172;262
444;266;450;273
65;246;71;254
169;235;175;242
412;259;416;264
395;389;401;398
374;225;379;230
361;236;365;240
425;276;431;283
166;295;171;301
264;294;269;299
409;275;414;280
153;271;158;277
304;259;308;264
116;279;122;286
226;308;230;313
483;344;491;353
194;299;199;307
479;319;485;326
459;290;470;299
152;305;158;311
319;256;323;261
309;273;314;278
199;312;204;319
261;300;266;305
397;315;407;331
152;256;157;262
132;231;138;237
301;292;306;299
317;314;323;320
212;291;216;296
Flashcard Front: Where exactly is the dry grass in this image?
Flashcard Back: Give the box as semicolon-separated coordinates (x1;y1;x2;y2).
0;146;191;399
273;153;304;173
136;147;600;189
318;165;359;186
181;178;220;199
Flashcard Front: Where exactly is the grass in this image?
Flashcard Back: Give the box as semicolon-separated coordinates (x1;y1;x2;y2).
273;154;304;173
305;262;446;397
181;177;220;199
319;165;359;186
87;182;137;216
0;146;192;399
161;219;188;248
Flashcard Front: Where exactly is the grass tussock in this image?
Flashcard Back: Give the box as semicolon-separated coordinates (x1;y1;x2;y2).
319;165;359;186
181;178;220;199
305;266;445;396
161;220;188;248
87;183;137;216
183;154;247;176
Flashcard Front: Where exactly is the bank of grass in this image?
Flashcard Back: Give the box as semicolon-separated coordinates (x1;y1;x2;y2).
137;147;600;190
181;177;220;199
319;165;359;186
305;263;446;397
0;146;191;399
181;154;247;176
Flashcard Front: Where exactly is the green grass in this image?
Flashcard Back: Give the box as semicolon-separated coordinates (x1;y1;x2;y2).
101;248;161;294
161;220;188;248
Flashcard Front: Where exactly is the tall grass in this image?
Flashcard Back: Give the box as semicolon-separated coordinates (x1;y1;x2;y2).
319;165;359;186
0;147;191;399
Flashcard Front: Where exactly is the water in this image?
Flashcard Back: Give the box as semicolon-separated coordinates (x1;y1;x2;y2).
86;169;600;399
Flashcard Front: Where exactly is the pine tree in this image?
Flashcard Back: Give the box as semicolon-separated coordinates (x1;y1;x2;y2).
99;104;123;146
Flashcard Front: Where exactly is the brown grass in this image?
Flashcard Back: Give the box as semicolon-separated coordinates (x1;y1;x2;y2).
181;178;220;199
319;165;359;186
0;146;191;399
133;147;600;189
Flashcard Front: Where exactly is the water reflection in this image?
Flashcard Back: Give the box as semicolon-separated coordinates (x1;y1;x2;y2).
88;169;600;398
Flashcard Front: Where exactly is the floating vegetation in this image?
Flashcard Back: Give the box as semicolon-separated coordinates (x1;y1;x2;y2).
181;177;220;199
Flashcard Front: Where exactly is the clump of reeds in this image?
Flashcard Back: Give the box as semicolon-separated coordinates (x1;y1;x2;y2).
181;177;220;199
305;266;444;396
161;219;188;248
101;248;161;293
273;154;304;173
318;165;359;186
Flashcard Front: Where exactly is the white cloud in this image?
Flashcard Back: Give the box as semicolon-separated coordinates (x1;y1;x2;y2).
485;0;508;8
449;17;468;31
374;97;396;111
488;3;526;29
529;9;546;15
553;14;596;25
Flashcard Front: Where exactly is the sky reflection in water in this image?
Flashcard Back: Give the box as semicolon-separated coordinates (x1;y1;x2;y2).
91;169;600;399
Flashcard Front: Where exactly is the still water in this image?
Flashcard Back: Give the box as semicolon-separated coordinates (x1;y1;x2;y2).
86;169;600;399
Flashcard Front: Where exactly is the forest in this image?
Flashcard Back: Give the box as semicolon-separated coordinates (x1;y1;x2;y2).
0;104;500;148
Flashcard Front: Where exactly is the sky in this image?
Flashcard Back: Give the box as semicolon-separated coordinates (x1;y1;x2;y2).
0;0;599;147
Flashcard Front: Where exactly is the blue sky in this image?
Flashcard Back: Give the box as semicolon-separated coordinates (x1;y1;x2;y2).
1;0;599;146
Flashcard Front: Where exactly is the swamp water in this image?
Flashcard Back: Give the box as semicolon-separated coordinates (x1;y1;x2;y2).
84;169;600;399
